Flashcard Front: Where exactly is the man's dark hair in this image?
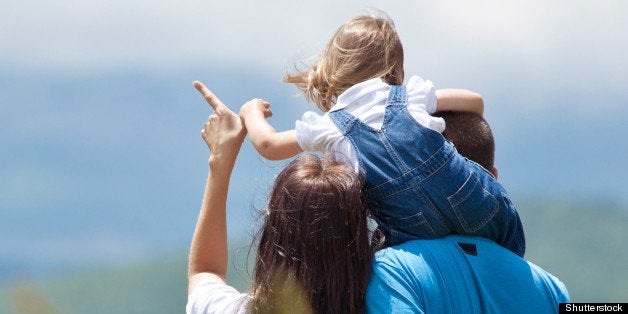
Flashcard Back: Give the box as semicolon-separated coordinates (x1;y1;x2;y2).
434;111;495;171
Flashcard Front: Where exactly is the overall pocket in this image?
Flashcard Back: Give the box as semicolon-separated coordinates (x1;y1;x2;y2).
385;211;439;245
447;171;499;233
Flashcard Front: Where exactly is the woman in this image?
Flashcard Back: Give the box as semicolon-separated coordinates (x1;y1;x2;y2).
186;81;375;313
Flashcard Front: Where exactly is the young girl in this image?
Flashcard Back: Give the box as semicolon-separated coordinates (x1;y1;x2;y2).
239;12;525;256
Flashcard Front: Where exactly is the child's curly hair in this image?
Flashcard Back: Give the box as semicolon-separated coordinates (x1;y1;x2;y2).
284;11;405;112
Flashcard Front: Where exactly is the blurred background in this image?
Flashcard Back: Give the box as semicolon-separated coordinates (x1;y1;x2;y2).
1;0;626;312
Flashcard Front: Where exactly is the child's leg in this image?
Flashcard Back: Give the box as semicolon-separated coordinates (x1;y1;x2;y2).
368;189;451;247
421;156;526;257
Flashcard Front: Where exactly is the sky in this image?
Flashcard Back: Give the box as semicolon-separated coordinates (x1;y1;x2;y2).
3;1;627;80
3;1;627;103
3;0;627;145
1;0;627;281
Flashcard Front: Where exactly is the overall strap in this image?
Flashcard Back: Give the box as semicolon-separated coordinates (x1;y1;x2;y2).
329;84;409;134
386;85;407;106
328;108;358;135
381;84;409;129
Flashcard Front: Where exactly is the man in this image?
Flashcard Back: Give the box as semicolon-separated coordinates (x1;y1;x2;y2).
365;112;570;313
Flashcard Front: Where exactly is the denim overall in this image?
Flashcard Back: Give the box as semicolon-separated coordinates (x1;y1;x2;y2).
329;85;525;256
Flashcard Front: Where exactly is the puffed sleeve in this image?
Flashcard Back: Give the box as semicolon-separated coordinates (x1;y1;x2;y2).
295;111;344;153
406;76;438;113
406;75;445;133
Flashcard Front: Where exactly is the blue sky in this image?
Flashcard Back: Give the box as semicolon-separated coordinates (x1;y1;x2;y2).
3;0;627;123
1;0;627;278
3;0;627;146
3;1;627;84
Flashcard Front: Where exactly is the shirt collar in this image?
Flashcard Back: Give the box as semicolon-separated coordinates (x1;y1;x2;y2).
329;77;390;112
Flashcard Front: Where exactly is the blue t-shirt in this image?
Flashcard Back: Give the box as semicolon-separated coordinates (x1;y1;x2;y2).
366;235;569;313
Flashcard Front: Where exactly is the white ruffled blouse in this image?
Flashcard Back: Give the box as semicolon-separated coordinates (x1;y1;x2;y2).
295;75;445;171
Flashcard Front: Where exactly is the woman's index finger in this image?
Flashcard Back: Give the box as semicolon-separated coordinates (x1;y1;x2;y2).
193;81;226;113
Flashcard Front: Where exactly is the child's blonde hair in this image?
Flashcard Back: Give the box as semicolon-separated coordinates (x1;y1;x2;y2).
284;11;405;111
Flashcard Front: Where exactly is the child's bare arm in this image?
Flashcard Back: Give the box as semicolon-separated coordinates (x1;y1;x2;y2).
240;99;303;160
435;89;484;116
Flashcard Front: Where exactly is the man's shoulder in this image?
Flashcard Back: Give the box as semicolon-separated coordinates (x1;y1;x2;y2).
375;235;494;257
369;236;570;313
525;260;571;302
371;235;524;278
372;236;483;272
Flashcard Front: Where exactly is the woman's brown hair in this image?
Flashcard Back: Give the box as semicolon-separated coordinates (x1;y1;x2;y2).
250;154;374;313
284;11;405;111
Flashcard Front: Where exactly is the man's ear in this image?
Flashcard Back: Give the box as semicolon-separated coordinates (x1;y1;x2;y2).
491;166;498;179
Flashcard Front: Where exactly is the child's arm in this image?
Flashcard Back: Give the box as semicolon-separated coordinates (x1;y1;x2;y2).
435;89;484;116
239;99;303;160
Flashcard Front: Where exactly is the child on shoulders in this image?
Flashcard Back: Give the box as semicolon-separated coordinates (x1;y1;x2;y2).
239;11;525;256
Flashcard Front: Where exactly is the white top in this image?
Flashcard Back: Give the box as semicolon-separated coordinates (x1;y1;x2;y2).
186;279;251;314
295;75;445;171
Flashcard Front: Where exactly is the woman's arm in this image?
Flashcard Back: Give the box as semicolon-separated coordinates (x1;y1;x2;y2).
435;89;484;116
239;99;303;160
188;81;247;295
